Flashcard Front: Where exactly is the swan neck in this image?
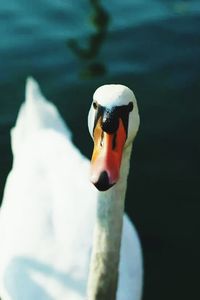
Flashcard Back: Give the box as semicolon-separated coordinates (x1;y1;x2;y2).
87;145;132;300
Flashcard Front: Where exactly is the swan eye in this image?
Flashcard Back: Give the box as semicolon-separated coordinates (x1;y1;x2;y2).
93;101;98;110
128;102;134;112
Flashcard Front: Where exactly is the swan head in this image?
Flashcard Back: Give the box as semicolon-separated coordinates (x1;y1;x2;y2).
88;84;140;191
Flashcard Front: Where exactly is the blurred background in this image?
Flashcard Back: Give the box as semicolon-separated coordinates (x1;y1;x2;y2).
0;0;199;299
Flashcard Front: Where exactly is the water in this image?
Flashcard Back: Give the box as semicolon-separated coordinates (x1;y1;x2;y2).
0;1;200;299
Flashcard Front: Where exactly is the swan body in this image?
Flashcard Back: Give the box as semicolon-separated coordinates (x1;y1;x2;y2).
0;78;143;300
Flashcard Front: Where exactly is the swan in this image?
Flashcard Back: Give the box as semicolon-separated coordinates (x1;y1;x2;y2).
0;78;143;300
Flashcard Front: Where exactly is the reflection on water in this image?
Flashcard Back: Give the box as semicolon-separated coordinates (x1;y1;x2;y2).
67;0;110;78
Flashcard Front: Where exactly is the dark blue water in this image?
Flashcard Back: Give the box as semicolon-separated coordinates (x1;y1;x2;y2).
0;1;200;299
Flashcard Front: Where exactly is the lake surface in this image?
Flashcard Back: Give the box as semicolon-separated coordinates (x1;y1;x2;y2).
0;1;200;299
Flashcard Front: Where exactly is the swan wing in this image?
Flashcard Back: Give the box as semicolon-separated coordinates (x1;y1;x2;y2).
0;78;96;300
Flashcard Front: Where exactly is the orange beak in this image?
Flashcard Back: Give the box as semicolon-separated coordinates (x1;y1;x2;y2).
90;118;127;191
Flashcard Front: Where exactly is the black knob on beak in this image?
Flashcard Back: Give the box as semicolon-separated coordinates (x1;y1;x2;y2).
101;109;119;134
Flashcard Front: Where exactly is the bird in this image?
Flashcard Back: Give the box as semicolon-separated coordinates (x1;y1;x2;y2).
0;78;143;300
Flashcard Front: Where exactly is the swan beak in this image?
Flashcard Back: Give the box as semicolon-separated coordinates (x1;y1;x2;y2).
90;118;126;191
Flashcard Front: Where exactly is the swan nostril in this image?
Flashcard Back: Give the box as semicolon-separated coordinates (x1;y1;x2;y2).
93;171;115;191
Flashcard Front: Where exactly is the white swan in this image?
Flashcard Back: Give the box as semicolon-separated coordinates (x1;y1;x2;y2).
0;78;143;300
